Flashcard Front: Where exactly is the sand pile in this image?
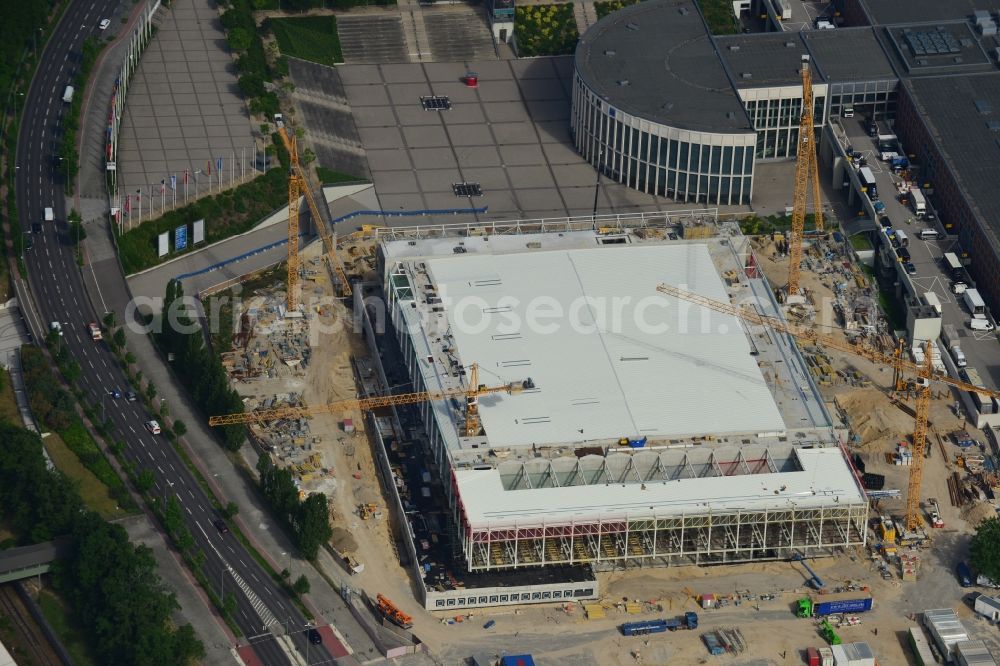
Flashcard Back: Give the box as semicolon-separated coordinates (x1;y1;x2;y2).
961;502;996;526
836;389;910;450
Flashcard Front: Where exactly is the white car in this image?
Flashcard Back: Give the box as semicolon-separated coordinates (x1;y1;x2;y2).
49;321;62;336
144;420;161;435
99;18;111;30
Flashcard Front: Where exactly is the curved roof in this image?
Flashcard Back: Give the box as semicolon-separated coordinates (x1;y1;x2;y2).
574;0;753;134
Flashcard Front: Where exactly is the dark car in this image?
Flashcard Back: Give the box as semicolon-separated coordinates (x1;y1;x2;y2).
904;262;917;275
898;247;911;262
306;628;322;645
125;391;137;402
957;561;974;587
213;519;229;534
31;222;42;234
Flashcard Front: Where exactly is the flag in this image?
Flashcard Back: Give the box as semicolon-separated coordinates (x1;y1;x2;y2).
124;196;130;214
205;160;211;176
137;189;141;202
170;175;177;191
216;157;223;173
183;170;189;185
160;179;166;193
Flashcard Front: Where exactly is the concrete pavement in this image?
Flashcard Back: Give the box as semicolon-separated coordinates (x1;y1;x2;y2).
119;512;240;663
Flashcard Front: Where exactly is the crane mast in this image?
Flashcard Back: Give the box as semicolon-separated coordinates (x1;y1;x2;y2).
788;55;824;295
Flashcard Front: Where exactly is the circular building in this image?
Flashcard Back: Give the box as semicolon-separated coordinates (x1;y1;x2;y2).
572;0;757;205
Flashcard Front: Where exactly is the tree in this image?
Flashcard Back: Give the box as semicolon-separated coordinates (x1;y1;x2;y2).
294;493;332;560
173;419;186;437
224;501;239;518
137;468;155;493
972;517;1000;583
102;311;117;329
146;382;157;401
293;574;310;595
112;327;126;350
124;351;136;365
226;27;251;52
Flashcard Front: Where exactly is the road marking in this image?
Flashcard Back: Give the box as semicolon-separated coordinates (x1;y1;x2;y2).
147;450;154;461
185;506;192;515
129;425;136;433
157;465;164;474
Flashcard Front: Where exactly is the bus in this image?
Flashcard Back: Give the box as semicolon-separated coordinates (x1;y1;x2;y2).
943;252;963;278
858;167;878;200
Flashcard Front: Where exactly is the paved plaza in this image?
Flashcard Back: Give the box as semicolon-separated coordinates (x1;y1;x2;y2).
114;0;256;199
337;57;671;220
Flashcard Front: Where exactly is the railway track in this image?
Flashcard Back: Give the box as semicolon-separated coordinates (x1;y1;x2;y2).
0;584;62;666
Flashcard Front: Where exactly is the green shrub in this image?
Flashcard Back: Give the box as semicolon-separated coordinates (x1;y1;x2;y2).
315;166;361;184
697;0;738;35
594;0;640;19
514;4;579;57
267;16;344;66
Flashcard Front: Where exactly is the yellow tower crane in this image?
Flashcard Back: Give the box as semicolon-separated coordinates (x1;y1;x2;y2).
788;55;825;295
208;364;534;438
276;126;353;302
655;282;1000;531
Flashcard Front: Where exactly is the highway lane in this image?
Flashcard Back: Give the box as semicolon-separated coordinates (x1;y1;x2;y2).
14;2;339;664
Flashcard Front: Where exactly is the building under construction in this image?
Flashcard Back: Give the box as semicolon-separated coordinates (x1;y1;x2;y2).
364;214;868;607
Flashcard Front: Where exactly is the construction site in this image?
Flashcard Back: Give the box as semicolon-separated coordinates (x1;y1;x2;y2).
196;59;1000;664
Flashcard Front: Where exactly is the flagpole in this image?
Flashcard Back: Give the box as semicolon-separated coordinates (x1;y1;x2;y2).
241;147;245;182
137;189;142;221
231;149;235;188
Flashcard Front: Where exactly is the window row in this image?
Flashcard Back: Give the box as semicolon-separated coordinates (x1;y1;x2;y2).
432;587;595;607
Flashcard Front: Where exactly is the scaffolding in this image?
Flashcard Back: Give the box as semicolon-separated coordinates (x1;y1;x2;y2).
462;502;867;571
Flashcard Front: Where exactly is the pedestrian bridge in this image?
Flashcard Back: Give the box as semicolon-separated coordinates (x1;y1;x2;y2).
0;539;70;584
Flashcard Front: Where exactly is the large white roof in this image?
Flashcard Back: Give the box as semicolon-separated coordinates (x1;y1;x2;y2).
425;243;785;447
456;447;866;527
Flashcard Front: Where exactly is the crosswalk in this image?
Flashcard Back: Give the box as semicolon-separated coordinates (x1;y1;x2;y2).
229;562;279;630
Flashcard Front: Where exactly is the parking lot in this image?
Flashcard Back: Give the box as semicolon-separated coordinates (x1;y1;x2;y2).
841;116;1000;393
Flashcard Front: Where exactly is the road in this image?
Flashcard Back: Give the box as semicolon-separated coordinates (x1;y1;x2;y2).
842;117;1000;394
13;2;341;664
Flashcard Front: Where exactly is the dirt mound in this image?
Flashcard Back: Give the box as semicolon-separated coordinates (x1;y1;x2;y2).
330;526;358;553
836;389;910;450
961;502;996;526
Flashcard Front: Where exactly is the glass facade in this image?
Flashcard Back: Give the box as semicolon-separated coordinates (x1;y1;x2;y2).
828;79;898;120
571;73;757;205
742;91;825;159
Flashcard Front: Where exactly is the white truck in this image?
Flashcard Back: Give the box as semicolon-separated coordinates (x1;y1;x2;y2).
941;324;967;367
964;288;986;315
909;187;927;217
923;291;942;315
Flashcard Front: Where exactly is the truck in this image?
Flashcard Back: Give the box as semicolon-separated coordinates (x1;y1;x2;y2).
44;207;54;222
923;292;942;315
927;498;944;528
877;133;899;159
620;613;698;636
797;591;874;617
62;85;74;103
895;229;909;247
963;288;986;315
858;167;878;200
891;154;910;172
910;187;927;217
87;322;102;341
942;324;967;367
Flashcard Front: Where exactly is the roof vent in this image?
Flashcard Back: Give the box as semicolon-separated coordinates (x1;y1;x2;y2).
987;120;1000;130
604;49;616;56
661;101;674;111
976;99;992;114
618;79;630;86
954;56;964;63
626;21;639;30
726;111;737;119
728;44;740;51
785;41;796;47
741;72;752;79
679;6;689;15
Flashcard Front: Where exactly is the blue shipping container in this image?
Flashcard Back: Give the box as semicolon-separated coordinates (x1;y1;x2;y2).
501;656;535;666
813;597;874;615
621;620;668;636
